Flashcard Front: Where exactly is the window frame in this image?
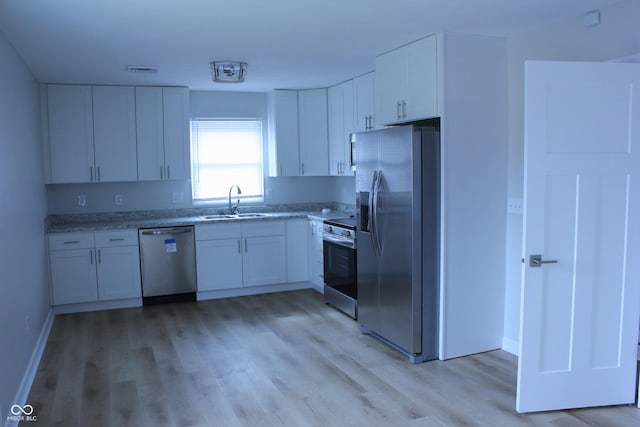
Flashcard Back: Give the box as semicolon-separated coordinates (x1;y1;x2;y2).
190;117;266;206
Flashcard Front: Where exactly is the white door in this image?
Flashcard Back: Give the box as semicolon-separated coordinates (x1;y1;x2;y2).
517;61;640;412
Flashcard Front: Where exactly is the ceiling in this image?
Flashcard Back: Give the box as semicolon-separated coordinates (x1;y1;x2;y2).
0;0;625;92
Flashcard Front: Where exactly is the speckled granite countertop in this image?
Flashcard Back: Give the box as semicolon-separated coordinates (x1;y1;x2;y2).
46;204;356;233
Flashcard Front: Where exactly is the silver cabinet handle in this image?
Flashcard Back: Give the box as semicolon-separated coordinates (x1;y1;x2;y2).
90;167;94;182
167;165;170;180
97;167;101;182
109;238;125;242
160;165;164;179
397;102;402;120
90;249;94;265
63;240;81;245
237;240;241;253
402;101;407;119
244;239;248;253
301;163;305;175
529;254;558;267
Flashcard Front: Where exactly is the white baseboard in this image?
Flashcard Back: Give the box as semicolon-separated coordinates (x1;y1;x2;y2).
5;308;54;427
197;282;312;301
501;336;519;356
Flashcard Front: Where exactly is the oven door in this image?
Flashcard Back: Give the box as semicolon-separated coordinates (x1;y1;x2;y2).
323;236;357;318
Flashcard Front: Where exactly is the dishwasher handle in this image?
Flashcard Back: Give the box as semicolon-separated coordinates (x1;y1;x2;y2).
141;227;193;236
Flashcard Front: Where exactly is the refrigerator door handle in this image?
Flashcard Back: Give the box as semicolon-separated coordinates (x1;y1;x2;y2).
372;170;383;256
369;171;380;256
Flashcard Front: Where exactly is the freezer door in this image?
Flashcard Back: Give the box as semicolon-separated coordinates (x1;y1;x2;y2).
139;227;197;297
355;131;381;334
376;126;422;355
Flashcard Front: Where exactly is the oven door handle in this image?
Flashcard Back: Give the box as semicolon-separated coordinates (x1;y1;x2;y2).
323;234;355;249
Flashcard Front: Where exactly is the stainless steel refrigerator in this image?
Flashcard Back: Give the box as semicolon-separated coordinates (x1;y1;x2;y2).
354;124;440;363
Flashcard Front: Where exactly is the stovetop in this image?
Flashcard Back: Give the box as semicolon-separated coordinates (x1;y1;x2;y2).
324;216;357;230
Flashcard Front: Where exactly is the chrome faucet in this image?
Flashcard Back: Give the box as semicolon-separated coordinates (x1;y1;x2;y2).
228;185;242;215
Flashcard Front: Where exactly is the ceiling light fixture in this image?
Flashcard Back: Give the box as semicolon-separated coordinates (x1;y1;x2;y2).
211;61;247;83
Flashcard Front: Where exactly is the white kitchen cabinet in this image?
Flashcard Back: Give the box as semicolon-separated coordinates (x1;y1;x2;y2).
354;72;376;132
94;230;141;300
328;81;354;176
196;221;286;290
286;219;309;283
161;87;190;180
92;86;138;182
375;35;438;125
308;218;324;291
49;233;98;305
49;231;141;305
298;88;329;176
46;85;94;183
267;90;300;176
196;223;243;291
136;86;190;181
46;85;138;183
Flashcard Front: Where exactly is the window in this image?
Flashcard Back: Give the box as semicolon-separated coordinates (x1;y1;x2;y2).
190;119;264;204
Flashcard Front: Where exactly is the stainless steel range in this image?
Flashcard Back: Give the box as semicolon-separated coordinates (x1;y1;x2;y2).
322;217;357;319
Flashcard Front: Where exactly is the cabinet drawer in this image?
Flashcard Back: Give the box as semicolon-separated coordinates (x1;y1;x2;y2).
95;230;139;247
242;221;285;237
196;223;242;241
48;233;94;250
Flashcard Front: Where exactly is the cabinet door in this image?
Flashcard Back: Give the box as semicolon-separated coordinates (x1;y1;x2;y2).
196;239;243;291
405;35;438;120
354;72;375;131
47;85;94;183
298;89;329;176
328;84;345;176
50;249;98;305
308;220;325;287
92;86;138;182
286;220;309;282
268;90;299;176
243;235;286;286
96;245;142;300
375;47;406;126
163;87;190;180
136;87;165;181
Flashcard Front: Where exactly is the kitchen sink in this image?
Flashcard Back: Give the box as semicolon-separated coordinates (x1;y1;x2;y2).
200;213;268;220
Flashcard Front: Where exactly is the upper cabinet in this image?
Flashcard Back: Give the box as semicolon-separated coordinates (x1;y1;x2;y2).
44;84;189;184
353;72;375;132
267;90;300;177
92;86;138;182
268;89;329;177
298;88;329;176
375;35;438;125
136;87;190;181
328;80;354;176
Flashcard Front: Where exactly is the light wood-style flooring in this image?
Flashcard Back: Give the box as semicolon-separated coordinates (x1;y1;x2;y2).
24;289;640;426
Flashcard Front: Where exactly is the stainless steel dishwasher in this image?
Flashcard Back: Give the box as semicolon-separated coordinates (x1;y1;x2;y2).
138;226;197;304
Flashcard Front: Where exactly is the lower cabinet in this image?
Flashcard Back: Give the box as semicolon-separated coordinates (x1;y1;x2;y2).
308;218;325;290
48;230;141;305
196;221;288;291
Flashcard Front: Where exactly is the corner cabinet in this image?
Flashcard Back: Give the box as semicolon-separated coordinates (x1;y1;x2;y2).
267;89;329;176
375;35;438;125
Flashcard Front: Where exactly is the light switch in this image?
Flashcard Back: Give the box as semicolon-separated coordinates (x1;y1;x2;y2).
115;194;124;206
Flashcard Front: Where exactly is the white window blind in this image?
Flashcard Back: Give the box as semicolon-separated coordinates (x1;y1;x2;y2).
190;119;264;203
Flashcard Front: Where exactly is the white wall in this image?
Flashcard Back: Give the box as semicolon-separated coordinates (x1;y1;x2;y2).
503;0;640;352
0;31;50;419
46;90;345;214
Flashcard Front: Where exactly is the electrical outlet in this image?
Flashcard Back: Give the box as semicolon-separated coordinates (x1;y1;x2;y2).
172;192;183;204
507;198;523;214
115;194;124;206
77;194;87;207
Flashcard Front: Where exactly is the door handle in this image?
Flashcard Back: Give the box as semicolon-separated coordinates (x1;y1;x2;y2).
529;254;558;267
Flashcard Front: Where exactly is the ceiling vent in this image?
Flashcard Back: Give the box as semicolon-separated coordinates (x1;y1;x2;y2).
127;65;159;74
211;61;247;83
